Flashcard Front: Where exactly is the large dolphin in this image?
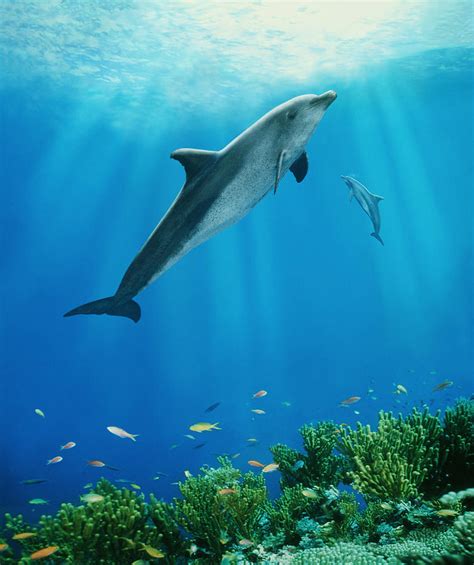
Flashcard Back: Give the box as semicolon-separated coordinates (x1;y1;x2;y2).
341;175;384;245
65;91;337;322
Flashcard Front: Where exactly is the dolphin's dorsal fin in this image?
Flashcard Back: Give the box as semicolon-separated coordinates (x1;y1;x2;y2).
290;151;308;183
372;194;384;202
171;148;218;183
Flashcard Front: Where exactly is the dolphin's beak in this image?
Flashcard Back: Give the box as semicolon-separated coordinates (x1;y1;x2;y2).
311;90;337;109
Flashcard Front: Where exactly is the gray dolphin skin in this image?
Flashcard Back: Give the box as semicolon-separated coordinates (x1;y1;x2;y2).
64;91;337;322
341;176;384;246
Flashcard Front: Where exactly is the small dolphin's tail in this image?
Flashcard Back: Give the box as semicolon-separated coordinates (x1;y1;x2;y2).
371;232;384;246
64;296;141;323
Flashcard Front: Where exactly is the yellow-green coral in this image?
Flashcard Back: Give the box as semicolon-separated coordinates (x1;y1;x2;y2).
339;408;443;501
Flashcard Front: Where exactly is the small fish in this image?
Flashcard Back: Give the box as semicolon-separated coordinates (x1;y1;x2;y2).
253;390;267;399
367;388;374;394
12;532;37;540
380;502;393;511
231;452;240;459
281;401;292;407
46;456;63;465
292;460;305;471
218;488;237;495
107;426;139;441
354;410;360;415
433;380;453;392
248;460;265;468
81;493;104;504
187;543;198;555
153;471;168;477
30;546;59;560
184;470;193;479
131;561;148;565
429;370;438;375
142;544;165;558
115;479;133;484
436;509;458;517
83;483;93;489
262;463;279;473
0;543;8;552
251;409;266;415
371;396;378;401
20;479;47;485
87;460;119;471
60;442;76;450
394;384;408;395
194;443;206;449
184;434;196;440
29;498;48;505
34;408;45;418
238;539;253;547
205;401;221;413
340;396;361;406
301;488;318;499
189;422;221;433
170;443;179;449
246;438;258;443
130;483;141;490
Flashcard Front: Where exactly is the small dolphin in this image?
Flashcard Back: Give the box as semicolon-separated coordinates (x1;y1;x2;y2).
341;175;384;245
65;91;337;322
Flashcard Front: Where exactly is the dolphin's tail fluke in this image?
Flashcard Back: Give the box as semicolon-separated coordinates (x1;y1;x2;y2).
64;296;141;323
371;232;384;246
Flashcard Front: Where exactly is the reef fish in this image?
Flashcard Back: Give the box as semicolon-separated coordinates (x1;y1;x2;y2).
107;426;139;441
205;401;221;413
142;544;165;558
81;493;104;504
29;498;48;505
64;91;337;323
262;463;279;473
339;396;361;406
46;456;63;465
87;460;119;471
189;422;221;432
248;460;265;468
12;532;37;540
0;544;8;552
30;546;59;559
433;380;453;392
20;479;47;485
218;488;237;495
60;442;76;450
301;488;318;499
341;175;384;245
34;408;45;418
253;390;268;398
251;409;266;415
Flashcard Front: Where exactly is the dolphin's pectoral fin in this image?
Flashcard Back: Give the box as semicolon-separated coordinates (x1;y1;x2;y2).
171;148;218;184
274;150;286;194
349;190;353;202
371;232;384;246
289;151;308;183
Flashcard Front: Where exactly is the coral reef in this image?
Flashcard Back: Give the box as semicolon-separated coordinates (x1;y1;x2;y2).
339;408;443;501
2;399;473;563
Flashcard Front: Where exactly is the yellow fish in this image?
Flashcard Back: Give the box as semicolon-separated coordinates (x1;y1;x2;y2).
130;484;141;490
436;509;458;517
142;544;165;558
81;493;104;504
189;422;221;433
301;488;318;499
380;502;393;511
0;543;8;552
262;463;279;473
12;532;37;540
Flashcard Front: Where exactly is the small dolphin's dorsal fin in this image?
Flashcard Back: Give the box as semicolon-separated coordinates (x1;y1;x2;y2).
372;194;384;202
290;151;308;183
171;148;218;183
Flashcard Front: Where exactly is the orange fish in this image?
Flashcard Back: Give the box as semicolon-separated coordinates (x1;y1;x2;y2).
31;546;59;560
218;488;237;495
12;532;37;540
262;463;279;473
87;460;119;471
253;390;267;399
251;409;266;415
339;396;361;406
46;456;63;465
60;442;76;450
248;460;265;468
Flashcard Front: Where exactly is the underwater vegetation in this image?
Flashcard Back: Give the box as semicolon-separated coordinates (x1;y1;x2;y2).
1;399;473;564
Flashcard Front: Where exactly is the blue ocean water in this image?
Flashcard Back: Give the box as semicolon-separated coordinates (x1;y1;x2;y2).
0;1;472;523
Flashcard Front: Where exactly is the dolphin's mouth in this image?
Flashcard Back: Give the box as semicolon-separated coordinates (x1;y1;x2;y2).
311;90;337;109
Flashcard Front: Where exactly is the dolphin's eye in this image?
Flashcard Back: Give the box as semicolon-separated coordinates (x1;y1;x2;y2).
287;110;297;120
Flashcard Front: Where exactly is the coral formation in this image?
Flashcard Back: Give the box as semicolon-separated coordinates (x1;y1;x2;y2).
2;399;473;563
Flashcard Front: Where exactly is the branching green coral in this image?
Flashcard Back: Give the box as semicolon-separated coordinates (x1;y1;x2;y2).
271;422;347;489
339;408;443;501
